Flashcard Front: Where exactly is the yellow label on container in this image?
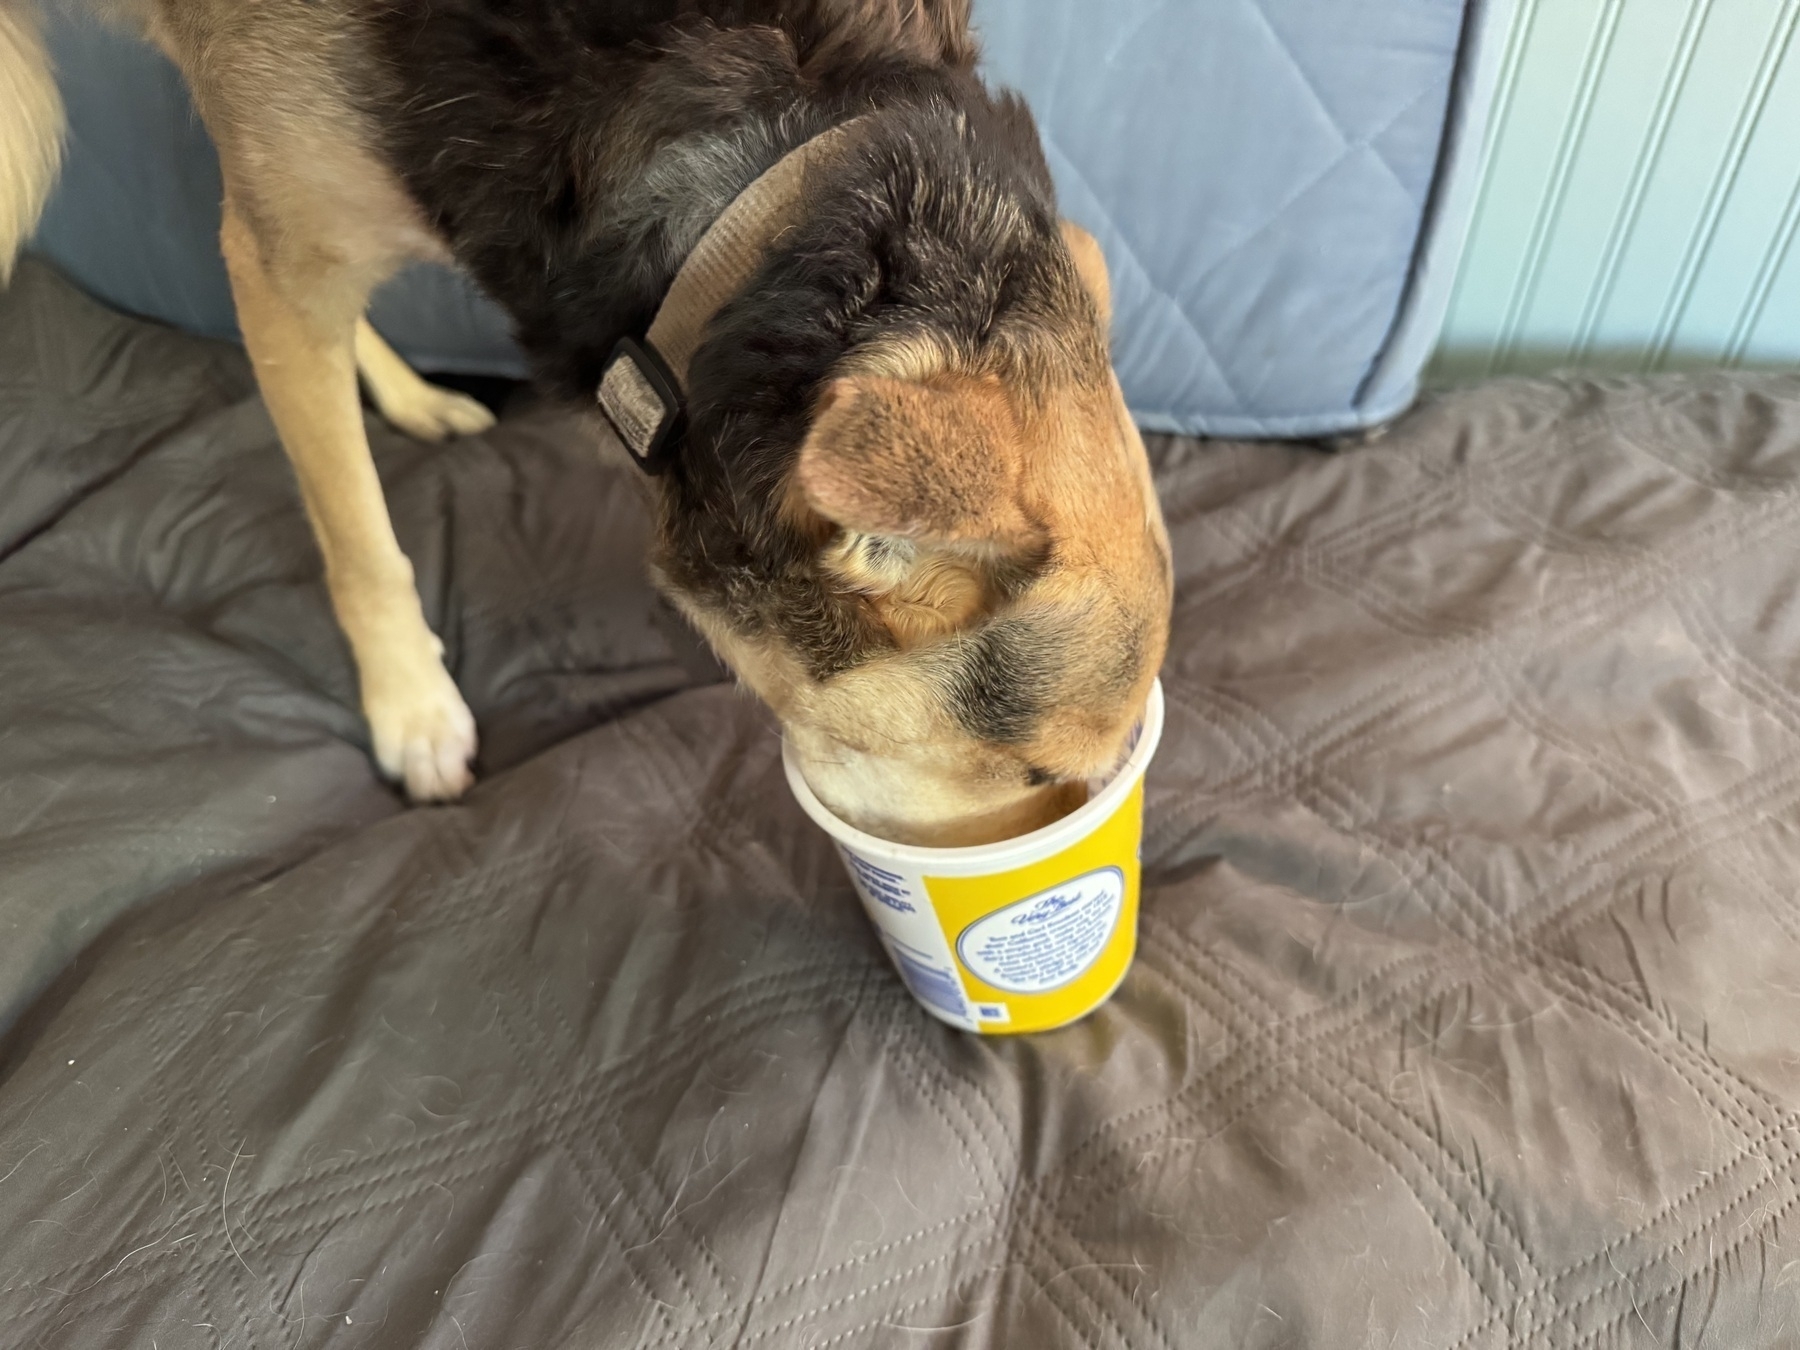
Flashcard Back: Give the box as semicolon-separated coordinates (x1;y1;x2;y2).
922;780;1143;1035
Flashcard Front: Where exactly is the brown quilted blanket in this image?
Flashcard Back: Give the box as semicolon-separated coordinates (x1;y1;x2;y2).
3;258;1799;1347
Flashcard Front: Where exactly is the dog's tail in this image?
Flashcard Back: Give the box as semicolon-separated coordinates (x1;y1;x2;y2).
0;0;63;283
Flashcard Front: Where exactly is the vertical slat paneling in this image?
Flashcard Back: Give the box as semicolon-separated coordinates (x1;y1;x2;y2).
1679;6;1800;364
1488;0;1626;375
1645;0;1800;368
1431;0;1800;380
1432;0;1583;379
1725;173;1800;365
1565;0;1714;364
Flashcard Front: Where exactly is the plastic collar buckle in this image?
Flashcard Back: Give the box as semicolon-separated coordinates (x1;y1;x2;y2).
597;336;686;476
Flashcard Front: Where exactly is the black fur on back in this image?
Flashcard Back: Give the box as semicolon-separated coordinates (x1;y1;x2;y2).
353;0;1087;711
352;0;1010;395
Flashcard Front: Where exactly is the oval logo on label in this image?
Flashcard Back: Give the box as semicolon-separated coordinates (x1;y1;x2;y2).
955;867;1126;994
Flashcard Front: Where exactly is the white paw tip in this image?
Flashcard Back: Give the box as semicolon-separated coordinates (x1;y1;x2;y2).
402;736;476;803
384;387;498;443
369;680;479;804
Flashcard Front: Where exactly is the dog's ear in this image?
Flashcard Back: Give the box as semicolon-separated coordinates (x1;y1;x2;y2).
1060;221;1111;325
796;373;1040;550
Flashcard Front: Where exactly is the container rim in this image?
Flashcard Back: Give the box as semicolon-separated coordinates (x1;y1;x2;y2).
782;679;1165;876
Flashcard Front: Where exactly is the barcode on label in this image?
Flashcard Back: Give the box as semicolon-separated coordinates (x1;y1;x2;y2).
888;943;967;1019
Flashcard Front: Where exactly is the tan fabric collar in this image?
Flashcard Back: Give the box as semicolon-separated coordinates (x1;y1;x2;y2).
597;118;866;473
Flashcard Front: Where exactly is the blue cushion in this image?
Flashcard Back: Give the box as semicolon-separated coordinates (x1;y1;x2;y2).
32;1;1507;435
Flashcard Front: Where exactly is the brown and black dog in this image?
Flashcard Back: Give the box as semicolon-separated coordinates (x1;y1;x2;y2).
0;0;1171;846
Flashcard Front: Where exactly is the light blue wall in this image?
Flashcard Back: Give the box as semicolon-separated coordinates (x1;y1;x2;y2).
1431;0;1800;381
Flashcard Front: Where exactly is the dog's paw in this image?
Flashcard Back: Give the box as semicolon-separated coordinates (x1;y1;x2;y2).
378;382;497;443
365;660;478;803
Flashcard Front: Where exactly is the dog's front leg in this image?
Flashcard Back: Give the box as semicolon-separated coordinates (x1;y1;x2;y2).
221;206;477;801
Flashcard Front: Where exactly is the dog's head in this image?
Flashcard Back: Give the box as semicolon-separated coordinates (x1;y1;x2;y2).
654;156;1170;846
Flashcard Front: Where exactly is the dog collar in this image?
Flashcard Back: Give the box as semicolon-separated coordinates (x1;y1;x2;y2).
597;118;866;475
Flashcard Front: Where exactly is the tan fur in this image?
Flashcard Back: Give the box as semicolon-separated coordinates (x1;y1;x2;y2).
838;328;959;386
801;0;977;71
668;580;1066;846
777;641;1089;846
822;535;990;647
146;0;491;800
5;0;1168;835
790;729;1087;846
773;222;1170;843
867;554;990;647
355;318;497;441
1060;220;1112;323
0;0;494;800
798;373;1043;548
0;0;63;281
220;192;477;801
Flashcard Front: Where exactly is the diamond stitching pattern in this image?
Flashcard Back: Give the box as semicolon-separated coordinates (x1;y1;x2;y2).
10;278;1800;1346
973;0;1469;432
